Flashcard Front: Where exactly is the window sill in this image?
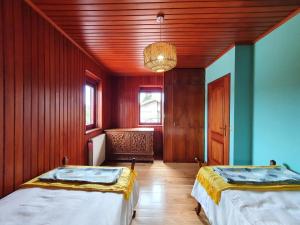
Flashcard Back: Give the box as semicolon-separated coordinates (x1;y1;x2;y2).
138;124;163;127
85;127;102;135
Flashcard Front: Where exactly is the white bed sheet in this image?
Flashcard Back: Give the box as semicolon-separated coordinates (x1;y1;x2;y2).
0;182;139;225
191;181;300;225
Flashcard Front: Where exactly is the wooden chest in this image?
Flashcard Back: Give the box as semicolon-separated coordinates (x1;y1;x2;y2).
105;128;154;162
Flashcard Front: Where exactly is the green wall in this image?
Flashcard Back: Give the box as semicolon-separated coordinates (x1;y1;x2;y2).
234;46;253;164
205;46;253;165
205;48;235;164
252;14;300;171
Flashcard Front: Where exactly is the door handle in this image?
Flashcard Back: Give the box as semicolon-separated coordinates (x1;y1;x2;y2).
219;125;227;136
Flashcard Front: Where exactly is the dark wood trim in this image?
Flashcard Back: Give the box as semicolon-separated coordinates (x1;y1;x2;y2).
205;44;235;68
132;210;136;219
131;158;136;170
195;157;208;168
270;160;277;166
85;69;101;81
255;8;300;43
195;202;201;215
85;127;102;135
62;156;69;166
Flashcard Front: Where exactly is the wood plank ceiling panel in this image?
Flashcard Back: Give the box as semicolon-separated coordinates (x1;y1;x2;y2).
30;0;300;76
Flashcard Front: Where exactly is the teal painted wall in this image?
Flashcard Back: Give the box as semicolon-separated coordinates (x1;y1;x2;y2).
234;46;253;165
205;48;236;164
205;46;253;165
252;14;300;172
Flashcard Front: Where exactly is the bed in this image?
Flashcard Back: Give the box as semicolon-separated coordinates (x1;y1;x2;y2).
0;158;139;225
191;159;300;225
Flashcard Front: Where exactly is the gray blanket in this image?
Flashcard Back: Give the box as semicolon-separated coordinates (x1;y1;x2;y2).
214;167;300;184
39;167;123;184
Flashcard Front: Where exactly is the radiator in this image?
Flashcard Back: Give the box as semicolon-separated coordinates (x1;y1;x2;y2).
88;134;106;166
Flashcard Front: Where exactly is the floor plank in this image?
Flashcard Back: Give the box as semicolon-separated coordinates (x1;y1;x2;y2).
107;160;210;225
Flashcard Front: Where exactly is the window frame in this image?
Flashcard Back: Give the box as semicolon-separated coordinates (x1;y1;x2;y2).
85;77;98;131
138;87;163;125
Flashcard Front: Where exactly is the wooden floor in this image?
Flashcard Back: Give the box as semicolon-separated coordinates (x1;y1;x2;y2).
110;160;210;225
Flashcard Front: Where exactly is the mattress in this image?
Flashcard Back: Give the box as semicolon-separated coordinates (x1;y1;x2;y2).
0;182;139;225
192;181;300;225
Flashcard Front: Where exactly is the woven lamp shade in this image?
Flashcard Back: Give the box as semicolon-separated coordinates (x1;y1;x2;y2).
144;42;177;73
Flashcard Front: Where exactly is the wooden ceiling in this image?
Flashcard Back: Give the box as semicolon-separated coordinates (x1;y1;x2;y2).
29;0;300;76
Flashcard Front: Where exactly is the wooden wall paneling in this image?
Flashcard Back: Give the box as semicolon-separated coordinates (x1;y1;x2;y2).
23;3;32;182
62;38;67;162
31;10;38;178
49;25;55;169
77;49;82;164
70;44;75;164
0;0;4;197
79;53;84;165
71;47;75;165
44;21;50;172
14;0;24;188
68;42;72;164
0;1;112;198
65;41;69;163
65;40;69;163
38;15;45;175
3;0;15;195
58;33;63;164
74;48;79;165
77;52;82;165
54;30;60;168
59;33;64;165
69;42;74;164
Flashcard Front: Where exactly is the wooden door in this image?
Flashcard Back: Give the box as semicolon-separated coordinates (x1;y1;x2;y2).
208;74;230;165
164;69;204;162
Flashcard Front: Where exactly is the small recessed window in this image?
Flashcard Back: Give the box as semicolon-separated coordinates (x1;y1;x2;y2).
85;79;97;130
139;87;162;125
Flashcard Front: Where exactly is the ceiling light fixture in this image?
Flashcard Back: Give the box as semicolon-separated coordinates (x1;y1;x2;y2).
143;14;177;73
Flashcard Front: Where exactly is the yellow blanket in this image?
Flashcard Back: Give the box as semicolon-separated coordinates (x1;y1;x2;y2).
197;166;300;204
21;166;137;200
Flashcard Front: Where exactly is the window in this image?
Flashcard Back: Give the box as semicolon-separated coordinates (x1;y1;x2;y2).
139;87;162;125
85;79;97;130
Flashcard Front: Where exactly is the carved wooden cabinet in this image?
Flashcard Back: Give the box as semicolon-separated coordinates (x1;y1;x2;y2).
105;128;154;162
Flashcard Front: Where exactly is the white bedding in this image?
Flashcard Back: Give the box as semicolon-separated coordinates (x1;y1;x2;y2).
0;182;139;225
192;181;300;225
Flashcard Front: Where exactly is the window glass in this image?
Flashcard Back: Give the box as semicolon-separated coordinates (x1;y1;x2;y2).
84;81;97;130
85;84;95;126
139;89;162;124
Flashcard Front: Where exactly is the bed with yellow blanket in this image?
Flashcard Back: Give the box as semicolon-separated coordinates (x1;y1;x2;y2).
191;161;300;225
0;163;139;225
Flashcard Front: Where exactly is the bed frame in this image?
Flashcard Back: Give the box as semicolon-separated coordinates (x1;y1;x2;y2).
62;155;136;170
193;157;277;216
62;156;137;219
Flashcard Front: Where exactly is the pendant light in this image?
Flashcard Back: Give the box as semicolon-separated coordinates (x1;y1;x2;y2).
143;14;177;73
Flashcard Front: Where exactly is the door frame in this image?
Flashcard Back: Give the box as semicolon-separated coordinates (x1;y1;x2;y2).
207;73;230;165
